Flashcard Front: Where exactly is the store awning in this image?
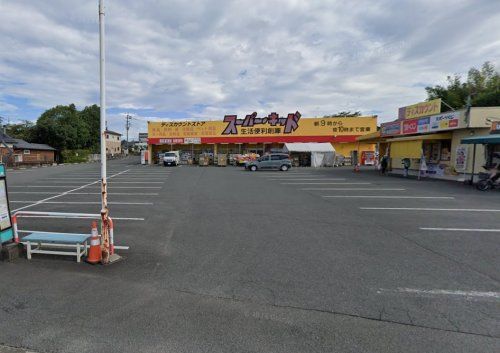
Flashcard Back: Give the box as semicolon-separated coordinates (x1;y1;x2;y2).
390;140;422;158
388;133;452;159
356;131;386;143
283;142;335;153
460;134;500;144
387;132;452;142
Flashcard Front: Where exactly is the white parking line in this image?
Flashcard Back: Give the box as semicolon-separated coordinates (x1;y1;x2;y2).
83;186;162;189
71;192;159;195
283;182;371;185
301;188;406;191
379;287;500;299
40;177;168;182
258;173;313;176
324;196;454;199
268;178;348;181
10;201;153;205
420;227;500;232
18;215;145;221
57;174;171;177
10;186;161;189
11;169;130;212
39;181;164;184
361;207;500;212
9;192;159;195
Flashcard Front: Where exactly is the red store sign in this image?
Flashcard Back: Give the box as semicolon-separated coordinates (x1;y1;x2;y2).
402;119;418;134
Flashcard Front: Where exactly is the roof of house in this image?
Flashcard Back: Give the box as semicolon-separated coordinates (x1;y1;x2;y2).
105;130;122;136
0;132;55;151
11;139;56;151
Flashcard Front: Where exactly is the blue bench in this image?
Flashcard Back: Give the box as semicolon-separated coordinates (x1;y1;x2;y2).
22;232;91;263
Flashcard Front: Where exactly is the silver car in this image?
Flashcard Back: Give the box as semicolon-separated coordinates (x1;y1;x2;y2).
245;153;292;171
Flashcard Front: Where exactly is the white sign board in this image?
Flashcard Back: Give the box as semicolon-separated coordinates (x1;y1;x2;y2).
455;145;468;172
0;179;11;231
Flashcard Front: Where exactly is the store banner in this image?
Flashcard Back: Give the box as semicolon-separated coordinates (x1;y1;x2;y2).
380;121;402;136
148;112;377;144
417;117;430;133
429;111;461;132
402;119;418;134
399;98;441;120
455;145;468;172
397;112;462;137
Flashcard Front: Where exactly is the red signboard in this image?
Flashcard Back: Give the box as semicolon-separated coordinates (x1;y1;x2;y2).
402;119;418;134
147;135;359;145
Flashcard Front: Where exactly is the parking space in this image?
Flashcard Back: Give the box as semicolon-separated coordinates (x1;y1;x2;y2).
0;159;499;353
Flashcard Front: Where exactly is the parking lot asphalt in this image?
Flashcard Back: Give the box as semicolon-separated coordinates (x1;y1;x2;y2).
0;157;499;353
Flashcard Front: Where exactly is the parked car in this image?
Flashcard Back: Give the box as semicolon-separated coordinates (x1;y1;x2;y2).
163;151;180;166
245;153;291;171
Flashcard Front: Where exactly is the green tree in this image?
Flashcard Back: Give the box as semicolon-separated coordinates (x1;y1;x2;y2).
323;111;362;118
79;104;100;151
34;104;78;150
33;104;99;151
5;120;36;141
425;61;500;110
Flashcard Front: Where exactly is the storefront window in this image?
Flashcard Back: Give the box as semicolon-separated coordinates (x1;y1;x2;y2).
487;144;500;166
440;140;451;161
423;141;450;163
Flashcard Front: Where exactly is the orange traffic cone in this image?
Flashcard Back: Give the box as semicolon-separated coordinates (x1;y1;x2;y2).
86;221;102;264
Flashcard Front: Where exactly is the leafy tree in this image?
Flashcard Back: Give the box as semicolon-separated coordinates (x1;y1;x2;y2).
34;104;80;150
79;104;100;151
31;104;101;151
425;61;500;110
323;111;362;118
5;120;36;141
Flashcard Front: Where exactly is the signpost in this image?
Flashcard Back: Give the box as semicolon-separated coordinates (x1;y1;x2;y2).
0;164;13;243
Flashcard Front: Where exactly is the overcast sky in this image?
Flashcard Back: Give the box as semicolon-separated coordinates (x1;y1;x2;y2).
1;0;499;139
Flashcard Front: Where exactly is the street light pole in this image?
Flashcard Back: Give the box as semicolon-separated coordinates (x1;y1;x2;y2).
99;0;107;200
99;0;110;263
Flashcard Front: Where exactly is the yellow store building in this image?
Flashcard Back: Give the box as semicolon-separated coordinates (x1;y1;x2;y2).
147;112;377;165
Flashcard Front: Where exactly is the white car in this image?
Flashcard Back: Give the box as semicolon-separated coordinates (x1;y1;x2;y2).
163;151;180;166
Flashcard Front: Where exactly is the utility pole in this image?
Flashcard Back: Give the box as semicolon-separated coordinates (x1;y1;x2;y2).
125;113;131;153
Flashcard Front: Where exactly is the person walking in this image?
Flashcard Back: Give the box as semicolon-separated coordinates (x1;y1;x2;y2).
380;155;388;175
402;158;411;177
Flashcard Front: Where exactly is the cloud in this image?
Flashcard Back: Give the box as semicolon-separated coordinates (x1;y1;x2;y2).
1;0;499;135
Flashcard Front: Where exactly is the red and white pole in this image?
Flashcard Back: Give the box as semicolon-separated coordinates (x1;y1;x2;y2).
12;215;19;243
108;217;114;255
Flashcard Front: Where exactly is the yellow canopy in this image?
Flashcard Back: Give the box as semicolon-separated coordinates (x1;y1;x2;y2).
388;132;452;142
356;131;384;143
388;133;452;159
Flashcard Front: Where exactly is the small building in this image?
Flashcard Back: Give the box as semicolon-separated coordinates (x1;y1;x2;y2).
0;133;55;166
370;107;500;181
105;130;122;156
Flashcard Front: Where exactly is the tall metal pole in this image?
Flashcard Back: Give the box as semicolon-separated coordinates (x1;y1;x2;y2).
99;0;107;200
125;114;131;154
99;0;110;263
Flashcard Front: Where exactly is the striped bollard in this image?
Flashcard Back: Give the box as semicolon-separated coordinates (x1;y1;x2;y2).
109;218;115;255
12;215;19;243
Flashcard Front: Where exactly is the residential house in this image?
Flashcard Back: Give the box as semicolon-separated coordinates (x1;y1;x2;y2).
105;130;122;156
0;132;55;166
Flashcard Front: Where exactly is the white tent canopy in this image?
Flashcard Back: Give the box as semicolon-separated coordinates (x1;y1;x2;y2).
283;143;335;167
